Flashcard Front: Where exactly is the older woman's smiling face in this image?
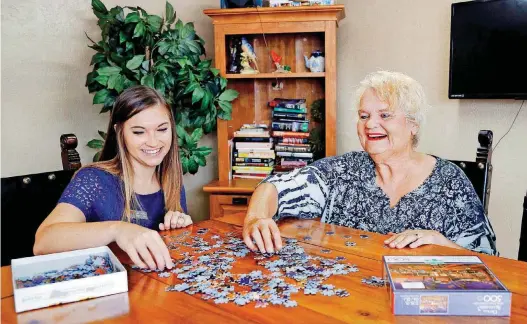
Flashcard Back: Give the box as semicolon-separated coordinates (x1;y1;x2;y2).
357;88;417;157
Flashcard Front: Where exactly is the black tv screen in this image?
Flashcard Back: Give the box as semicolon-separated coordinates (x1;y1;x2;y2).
449;0;527;99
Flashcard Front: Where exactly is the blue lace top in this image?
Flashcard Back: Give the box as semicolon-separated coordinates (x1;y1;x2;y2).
263;151;497;255
58;167;187;230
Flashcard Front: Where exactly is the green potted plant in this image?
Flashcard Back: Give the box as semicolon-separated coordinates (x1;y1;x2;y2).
85;0;238;174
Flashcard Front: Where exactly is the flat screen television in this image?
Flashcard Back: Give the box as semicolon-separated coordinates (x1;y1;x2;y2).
449;0;527;99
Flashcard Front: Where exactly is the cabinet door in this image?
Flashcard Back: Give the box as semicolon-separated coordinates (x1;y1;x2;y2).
209;194;251;226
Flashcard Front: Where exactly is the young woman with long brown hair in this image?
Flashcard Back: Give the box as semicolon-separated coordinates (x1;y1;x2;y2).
34;86;190;270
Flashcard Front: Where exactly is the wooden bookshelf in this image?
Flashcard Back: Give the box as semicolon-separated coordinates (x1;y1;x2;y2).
225;72;326;79
203;5;345;223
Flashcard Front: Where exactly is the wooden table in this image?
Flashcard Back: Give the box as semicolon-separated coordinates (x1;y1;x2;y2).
2;219;526;323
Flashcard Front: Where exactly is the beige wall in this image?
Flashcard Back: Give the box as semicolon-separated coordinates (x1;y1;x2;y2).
2;0;526;258
338;0;527;259
1;0;218;222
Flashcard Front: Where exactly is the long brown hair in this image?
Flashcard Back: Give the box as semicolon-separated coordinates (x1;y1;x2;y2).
87;85;183;221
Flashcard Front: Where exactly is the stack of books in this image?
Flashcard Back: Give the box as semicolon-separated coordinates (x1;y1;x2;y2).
268;98;314;174
231;124;275;179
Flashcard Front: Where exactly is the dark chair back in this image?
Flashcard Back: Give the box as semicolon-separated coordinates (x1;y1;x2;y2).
519;191;527;262
1;170;75;266
449;130;493;215
1;134;81;266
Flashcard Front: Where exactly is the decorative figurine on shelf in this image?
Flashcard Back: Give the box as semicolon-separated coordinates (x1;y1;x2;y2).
271;50;291;73
240;37;259;73
240;52;257;74
221;0;263;8
304;50;325;72
228;37;242;73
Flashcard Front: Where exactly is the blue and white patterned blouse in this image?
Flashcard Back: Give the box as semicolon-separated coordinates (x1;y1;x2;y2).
263;151;497;255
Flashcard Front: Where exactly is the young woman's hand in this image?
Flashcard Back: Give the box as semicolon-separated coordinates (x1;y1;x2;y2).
159;211;193;230
114;222;173;270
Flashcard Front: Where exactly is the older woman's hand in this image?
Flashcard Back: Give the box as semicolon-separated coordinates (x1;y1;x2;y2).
243;216;283;254
384;230;462;250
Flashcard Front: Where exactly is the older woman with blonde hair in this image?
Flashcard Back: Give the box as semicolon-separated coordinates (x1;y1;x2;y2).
243;71;497;256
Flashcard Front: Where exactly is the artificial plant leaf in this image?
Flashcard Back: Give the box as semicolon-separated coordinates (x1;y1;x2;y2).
125;12;140;23
97;66;122;76
176;125;187;142
201;91;212;111
114;75;125;92
133;22;145;38
195;146;213;155
188;158;198;174
218;89;239;102
140;73;155;88
181;156;189;174
166;2;175;25
125;41;134;52
184;82;199;95
119;31;127;43
190;127;203;143
90;53;106;65
146;15;163;32
218;100;232;113
91;0;108;14
93;89;110;104
94;75;109;86
93;151;102;162
87;138;104;149
126;55;145;70
192;87;205;104
107;74;119;89
193;153;206;167
158;41;170;55
98;130;107;139
141;60;150;72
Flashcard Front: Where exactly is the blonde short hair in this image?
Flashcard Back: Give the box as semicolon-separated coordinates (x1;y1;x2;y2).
355;71;428;146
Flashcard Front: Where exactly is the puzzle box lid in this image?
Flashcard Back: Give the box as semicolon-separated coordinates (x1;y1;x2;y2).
383;256;509;293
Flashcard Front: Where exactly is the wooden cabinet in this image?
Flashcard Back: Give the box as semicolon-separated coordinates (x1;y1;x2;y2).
203;5;345;224
209;194;251;226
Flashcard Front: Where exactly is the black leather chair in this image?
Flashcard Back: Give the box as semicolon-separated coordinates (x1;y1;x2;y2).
518;191;527;262
449;130;493;215
0;134;81;266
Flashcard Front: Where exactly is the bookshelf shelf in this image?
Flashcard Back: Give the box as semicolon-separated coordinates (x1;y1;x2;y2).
203;5;345;224
225;72;326;79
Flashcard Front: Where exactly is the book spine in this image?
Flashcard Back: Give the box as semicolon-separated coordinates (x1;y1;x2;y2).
272;112;308;121
235;142;274;149
234;162;274;167
273;107;307;114
276;152;313;158
272;131;310;138
234;152;276;158
276;137;310;144
232;166;273;172
232;137;272;142
235;157;275;163
272;121;309;133
275;145;311;153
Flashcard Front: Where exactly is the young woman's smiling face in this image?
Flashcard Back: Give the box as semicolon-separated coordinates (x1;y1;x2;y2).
356;88;417;157
123;104;172;168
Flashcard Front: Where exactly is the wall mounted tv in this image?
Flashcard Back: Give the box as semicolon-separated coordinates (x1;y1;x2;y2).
449;0;527;99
